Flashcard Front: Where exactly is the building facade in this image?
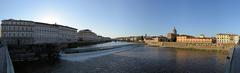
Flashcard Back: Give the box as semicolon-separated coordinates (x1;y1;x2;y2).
177;35;213;43
77;29;110;42
234;36;240;44
216;33;239;44
144;36;168;43
1;19;78;45
78;29;98;41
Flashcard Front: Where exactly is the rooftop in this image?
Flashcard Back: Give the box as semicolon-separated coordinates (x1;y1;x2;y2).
217;33;238;36
2;19;78;30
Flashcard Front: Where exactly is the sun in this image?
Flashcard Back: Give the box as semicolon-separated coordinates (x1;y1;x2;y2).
36;10;64;24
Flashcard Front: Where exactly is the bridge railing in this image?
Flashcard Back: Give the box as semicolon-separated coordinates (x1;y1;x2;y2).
0;45;15;73
225;45;237;73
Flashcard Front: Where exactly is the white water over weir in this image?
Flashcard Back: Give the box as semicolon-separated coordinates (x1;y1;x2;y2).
60;44;139;62
0;46;15;73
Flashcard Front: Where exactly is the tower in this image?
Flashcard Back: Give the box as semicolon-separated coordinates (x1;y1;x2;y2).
167;26;178;42
173;26;177;35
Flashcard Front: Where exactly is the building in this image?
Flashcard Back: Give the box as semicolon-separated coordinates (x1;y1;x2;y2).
216;33;238;44
97;35;111;41
129;36;144;42
77;29;111;42
144;36;168;43
177;35;213;43
167;27;178;42
115;36;144;42
199;34;205;38
77;29;98;41
1;19;78;45
121;36;143;42
115;37;128;41
234;36;240;44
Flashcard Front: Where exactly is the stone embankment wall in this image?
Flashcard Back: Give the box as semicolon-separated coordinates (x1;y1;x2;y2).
145;41;235;52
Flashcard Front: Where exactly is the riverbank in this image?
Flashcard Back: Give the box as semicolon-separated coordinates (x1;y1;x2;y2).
145;42;234;53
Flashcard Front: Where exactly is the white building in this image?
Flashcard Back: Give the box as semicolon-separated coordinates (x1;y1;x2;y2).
1;19;78;45
216;33;238;44
234;36;240;44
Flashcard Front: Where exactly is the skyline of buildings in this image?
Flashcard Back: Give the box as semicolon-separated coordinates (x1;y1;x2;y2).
1;19;111;45
1;19;239;41
1;19;78;45
117;27;240;45
1;1;239;72
1;0;240;38
1;18;238;38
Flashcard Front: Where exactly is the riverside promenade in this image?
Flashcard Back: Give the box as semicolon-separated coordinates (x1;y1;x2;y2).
0;46;15;73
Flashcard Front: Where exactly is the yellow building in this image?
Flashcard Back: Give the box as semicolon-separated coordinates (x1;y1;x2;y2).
177;35;213;43
216;34;238;44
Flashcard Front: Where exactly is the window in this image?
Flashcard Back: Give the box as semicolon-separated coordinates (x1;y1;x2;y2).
5;26;9;31
19;33;22;37
13;26;16;31
9;33;11;37
21;27;23;31
15;26;19;31
24;33;26;37
22;27;25;31
13;33;15;37
5;33;7;37
8;26;12;31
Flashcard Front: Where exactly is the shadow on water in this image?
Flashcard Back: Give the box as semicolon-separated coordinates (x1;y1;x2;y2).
13;60;60;73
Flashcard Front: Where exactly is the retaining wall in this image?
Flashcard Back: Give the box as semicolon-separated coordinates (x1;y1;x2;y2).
145;41;234;52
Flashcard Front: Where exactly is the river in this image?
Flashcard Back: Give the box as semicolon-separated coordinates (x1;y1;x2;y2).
14;42;228;73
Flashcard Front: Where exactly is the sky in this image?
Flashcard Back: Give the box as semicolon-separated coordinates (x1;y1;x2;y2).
0;0;240;38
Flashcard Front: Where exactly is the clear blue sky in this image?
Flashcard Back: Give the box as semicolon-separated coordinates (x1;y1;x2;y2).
0;0;240;38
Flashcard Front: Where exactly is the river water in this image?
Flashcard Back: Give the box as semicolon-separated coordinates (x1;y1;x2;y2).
14;42;228;73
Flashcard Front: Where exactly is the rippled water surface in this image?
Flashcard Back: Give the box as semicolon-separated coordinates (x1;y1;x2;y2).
14;42;228;73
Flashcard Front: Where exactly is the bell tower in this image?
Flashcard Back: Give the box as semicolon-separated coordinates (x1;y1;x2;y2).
173;26;177;34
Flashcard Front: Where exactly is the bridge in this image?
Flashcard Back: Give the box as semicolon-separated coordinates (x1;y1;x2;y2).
225;45;240;73
0;45;15;73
